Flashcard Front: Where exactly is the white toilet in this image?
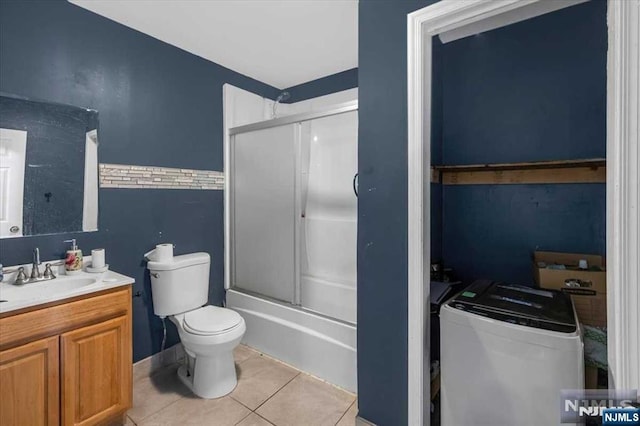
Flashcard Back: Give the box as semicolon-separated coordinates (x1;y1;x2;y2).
148;252;246;399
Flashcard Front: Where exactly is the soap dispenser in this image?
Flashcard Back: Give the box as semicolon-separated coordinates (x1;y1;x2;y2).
64;239;83;273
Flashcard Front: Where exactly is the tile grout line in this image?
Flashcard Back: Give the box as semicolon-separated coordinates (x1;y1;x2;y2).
228;370;301;413
334;400;356;426
251;371;302;414
254;412;276;425
233;346;356;420
131;349;259;423
229;394;255;411
233;410;254;426
229;347;298;412
131;347;355;426
133;392;187;425
227;348;263;411
252;350;356;398
232;411;276;426
228;352;282;410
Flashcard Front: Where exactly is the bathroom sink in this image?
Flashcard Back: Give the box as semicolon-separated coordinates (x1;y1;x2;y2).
0;265;133;315
0;276;99;307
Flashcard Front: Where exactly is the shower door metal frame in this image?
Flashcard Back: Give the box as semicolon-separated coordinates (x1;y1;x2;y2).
228;100;357;136
226;101;358;307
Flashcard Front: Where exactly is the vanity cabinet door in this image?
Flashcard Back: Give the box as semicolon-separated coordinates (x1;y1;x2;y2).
0;336;60;426
60;316;132;426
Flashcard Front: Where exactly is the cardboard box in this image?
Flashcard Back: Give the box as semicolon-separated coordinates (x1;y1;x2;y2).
533;251;606;292
571;293;607;327
533;251;607;327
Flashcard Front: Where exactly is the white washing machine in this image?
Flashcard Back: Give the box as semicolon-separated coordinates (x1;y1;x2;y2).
440;280;584;426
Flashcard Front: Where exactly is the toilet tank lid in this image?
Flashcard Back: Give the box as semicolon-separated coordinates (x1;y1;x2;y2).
147;252;210;271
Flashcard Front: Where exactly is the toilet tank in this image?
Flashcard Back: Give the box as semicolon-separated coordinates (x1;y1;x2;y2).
148;252;210;317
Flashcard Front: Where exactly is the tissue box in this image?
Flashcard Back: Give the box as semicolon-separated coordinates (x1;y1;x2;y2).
533;251;607;327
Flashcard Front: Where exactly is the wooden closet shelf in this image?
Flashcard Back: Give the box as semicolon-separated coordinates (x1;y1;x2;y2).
431;158;606;185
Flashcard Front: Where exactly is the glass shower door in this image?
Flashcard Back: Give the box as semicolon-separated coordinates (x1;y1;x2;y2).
299;111;358;323
231;124;298;303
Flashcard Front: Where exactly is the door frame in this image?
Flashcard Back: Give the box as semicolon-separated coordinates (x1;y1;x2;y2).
0;128;27;238
407;1;640;424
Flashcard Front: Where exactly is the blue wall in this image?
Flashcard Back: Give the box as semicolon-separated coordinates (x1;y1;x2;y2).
0;0;280;362
440;0;607;285
284;68;358;103
358;1;437;425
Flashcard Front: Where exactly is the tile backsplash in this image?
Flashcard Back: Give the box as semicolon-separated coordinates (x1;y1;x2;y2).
99;163;224;190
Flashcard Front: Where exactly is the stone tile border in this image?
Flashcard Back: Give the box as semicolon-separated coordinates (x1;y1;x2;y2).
99;163;224;190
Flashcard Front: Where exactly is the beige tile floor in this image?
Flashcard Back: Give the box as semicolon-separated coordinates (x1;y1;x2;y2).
126;345;357;426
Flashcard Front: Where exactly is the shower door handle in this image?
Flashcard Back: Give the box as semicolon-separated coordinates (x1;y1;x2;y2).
353;173;359;197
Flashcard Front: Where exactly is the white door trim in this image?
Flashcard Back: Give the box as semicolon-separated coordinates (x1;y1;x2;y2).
0;128;27;238
606;0;640;393
82;129;99;232
407;1;640;424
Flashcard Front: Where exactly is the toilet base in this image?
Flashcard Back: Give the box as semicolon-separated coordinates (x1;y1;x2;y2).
177;350;238;399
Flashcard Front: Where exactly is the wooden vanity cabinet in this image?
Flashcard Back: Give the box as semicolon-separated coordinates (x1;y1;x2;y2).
0;336;60;425
0;285;132;426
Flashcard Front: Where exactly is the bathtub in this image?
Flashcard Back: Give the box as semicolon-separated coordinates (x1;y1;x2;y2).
226;288;357;392
300;274;356;324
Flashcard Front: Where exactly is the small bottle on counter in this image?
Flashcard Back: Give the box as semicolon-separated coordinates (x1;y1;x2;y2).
64;239;83;272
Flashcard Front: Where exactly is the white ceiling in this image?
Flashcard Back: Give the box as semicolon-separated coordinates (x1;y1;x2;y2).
69;0;358;89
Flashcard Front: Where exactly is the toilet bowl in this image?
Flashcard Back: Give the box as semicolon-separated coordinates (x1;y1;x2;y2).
170;306;246;398
147;252;246;399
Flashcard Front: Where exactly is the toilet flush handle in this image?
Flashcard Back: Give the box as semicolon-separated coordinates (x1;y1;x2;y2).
150;272;159;278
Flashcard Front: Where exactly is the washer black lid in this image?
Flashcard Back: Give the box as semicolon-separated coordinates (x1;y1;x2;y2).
448;280;577;333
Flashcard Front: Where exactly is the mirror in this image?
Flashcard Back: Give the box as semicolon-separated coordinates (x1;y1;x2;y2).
0;93;99;238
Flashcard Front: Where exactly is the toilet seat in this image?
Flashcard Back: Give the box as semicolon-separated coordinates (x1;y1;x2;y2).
182;305;243;336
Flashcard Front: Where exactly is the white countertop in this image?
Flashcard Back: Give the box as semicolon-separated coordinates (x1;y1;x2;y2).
0;262;134;314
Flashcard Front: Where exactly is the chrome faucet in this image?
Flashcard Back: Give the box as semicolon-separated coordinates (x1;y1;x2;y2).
8;248;57;285
30;248;42;280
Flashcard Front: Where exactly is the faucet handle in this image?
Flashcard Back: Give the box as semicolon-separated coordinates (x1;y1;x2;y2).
15;267;28;285
43;263;56;280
